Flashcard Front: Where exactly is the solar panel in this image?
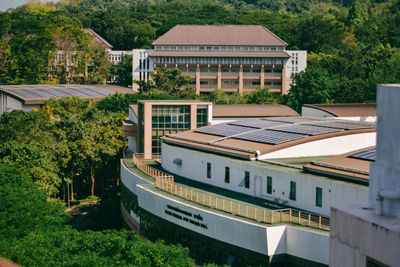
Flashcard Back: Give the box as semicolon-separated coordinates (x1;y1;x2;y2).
229;119;288;129
195;124;254;137
304;121;375;130
349;148;376;161
270;124;343;136
233;129;306;145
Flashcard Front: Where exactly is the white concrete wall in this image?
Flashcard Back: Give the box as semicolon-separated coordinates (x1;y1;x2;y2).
132;49;154;90
285;50;307;92
162;144;369;217
260;132;376;159
128;106;138;123
369;84;400;217
120;159;152;195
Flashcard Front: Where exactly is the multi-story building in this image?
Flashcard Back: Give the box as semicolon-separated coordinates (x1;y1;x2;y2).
132;25;307;94
121;114;376;266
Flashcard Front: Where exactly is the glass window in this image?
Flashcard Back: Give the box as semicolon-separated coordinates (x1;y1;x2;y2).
267;176;272;194
290;181;296;201
225;167;230;183
245;171;250;189
316;187;322;207
197;106;208;128
207;162;211;178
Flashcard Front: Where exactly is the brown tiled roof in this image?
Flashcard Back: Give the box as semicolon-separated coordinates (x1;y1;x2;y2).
303;146;375;182
152;25;288;46
150;51;290;58
84;28;113;49
0;84;134;105
303;103;376;117
213;104;299;118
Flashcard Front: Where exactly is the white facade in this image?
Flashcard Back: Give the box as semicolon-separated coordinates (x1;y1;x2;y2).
121;160;330;265
109;50;132;64
161;143;369;217
285;50;307;92
131;49;154;91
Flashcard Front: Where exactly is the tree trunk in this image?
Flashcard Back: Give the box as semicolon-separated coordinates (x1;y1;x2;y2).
70;170;74;201
90;166;95;197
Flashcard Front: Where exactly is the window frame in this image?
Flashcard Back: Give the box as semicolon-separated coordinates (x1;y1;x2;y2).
316;187;323;207
206;162;211;179
289;181;296;201
267;176;272;194
224;167;230;183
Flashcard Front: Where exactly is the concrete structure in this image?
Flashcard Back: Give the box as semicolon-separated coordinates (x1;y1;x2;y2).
124;100;212;159
132;25;307;94
0;84;134;115
121;112;378;265
330;84;400;267
302;103;376;122
109;50;132;65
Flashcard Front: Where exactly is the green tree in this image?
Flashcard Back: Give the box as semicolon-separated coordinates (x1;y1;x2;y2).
150;67;194;95
244;87;281;104
109;54;132;87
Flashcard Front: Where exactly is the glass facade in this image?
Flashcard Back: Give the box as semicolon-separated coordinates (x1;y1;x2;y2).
316;187;322;207
267;176;272;194
197;106;208;128
225;167;230;183
244;171;250;189
290;181;296;201
207;162;211;178
151;105;191;154
138;103;145;153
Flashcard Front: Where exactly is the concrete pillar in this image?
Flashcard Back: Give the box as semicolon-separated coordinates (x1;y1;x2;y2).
143;103;152;160
238;65;243;94
217;65;222;89
260;65;264;88
196;64;200;95
281;65;287;95
190;104;197;130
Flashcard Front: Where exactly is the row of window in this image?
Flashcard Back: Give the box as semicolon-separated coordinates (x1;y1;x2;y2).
206;163;323;208
154;57;286;65
154;45;285;52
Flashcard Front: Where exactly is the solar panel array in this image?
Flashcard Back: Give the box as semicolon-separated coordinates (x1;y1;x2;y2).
233;129;305;145
349;147;376;161
195;117;375;145
0;85;111;99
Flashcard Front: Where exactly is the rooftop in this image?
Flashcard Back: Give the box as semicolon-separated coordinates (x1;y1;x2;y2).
83;28;113;49
152;25;288;46
302;103;376;117
213;104;299;118
0;84;134;104
162;117;376;159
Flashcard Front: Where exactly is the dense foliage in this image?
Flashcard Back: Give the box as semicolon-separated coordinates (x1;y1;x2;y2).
1;0;399;105
0;163;195;266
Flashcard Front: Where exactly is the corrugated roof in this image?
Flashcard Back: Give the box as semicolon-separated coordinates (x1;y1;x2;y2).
0;84;134;105
83;28;113;49
303;103;376;117
152;25;288;46
213;104;299;118
149;51;290;58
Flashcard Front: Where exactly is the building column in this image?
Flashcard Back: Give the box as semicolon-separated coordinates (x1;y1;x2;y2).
238;65;243;94
143;103;152;160
260;65;264;88
196;64;200;95
281;64;287;95
190;104;197;130
217;65;222;89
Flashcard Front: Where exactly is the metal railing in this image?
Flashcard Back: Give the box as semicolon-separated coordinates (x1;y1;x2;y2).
132;155;329;231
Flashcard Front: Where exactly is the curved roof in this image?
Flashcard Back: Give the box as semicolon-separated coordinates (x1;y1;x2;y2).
303;146;375;184
213;104;299;118
0;84;134;105
162;117;376;160
302;103;376;117
152;25;288;46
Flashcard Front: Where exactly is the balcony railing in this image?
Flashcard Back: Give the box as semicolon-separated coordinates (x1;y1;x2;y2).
132;155;329;231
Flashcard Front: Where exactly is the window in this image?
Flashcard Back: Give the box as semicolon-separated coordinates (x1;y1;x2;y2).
245;171;250;188
225;167;230;183
267;176;272;194
207;163;211;178
290;181;296;201
316;187;322;207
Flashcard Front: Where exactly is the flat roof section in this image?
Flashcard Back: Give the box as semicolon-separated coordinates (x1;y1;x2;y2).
213;104;299;118
303;146;375;184
152;25;288;46
302;103;376;117
162;117;376;159
0;84;134;104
